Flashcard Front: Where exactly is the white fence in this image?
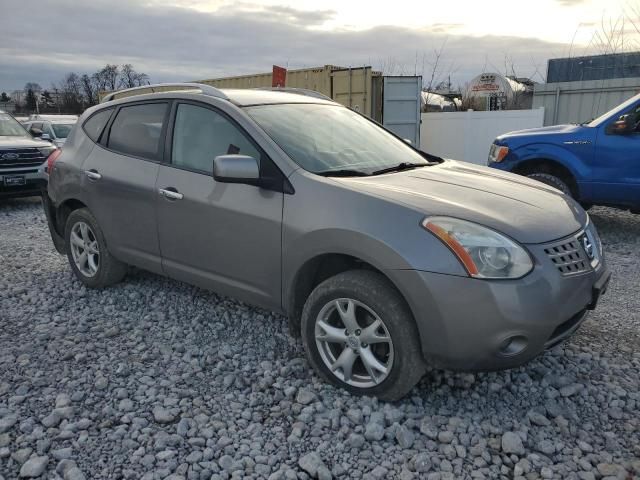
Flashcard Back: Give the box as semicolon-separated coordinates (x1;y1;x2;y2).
420;108;545;165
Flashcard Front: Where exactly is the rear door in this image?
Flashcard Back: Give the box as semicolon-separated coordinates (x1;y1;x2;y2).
382;76;422;146
81;101;169;273
592;102;640;208
155;101;283;310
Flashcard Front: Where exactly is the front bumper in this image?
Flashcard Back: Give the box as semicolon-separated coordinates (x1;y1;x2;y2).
0;165;47;198
389;241;610;371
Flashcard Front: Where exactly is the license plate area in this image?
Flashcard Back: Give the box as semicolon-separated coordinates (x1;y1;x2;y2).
3;175;26;187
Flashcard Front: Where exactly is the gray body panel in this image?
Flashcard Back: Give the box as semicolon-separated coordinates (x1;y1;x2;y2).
155;165;283;311
45;88;609;372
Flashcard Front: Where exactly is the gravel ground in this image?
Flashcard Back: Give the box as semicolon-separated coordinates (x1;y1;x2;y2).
0;199;638;480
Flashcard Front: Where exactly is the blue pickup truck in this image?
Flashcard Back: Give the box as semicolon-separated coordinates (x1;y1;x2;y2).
488;93;640;212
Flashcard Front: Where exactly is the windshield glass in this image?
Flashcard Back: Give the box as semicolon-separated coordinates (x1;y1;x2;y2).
51;123;73;138
587;93;640;127
0;113;29;137
246;104;429;175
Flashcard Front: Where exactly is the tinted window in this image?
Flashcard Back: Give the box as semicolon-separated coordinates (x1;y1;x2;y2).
83;108;113;142
108;103;167;160
172;103;260;173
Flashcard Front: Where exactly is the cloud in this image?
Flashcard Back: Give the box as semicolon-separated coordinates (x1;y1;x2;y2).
0;0;569;91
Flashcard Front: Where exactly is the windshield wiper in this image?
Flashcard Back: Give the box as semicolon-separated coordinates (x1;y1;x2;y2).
370;162;428;176
315;169;370;177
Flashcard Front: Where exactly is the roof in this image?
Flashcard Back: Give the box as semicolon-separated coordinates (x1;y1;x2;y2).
222;88;335;106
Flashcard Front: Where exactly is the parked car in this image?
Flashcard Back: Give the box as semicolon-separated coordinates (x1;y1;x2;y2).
43;83;610;400
488;93;640;213
24;115;78;148
0;109;57;198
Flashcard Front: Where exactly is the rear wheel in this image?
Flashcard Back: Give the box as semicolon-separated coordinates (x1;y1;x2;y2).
526;172;572;196
64;208;126;288
301;270;425;401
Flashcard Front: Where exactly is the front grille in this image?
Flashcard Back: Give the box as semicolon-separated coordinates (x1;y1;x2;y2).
0;148;46;169
544;236;589;275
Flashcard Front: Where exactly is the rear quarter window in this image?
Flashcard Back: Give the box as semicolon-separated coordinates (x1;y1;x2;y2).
83;108;114;143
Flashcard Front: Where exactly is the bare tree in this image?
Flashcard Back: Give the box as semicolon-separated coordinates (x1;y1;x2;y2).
119;64;149;88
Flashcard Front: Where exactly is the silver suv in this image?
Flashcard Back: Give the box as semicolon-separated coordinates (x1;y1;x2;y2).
44;83;610;400
1;110;57;198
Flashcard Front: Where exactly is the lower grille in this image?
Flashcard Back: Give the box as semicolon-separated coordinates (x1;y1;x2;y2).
0;148;46;169
544;236;589;275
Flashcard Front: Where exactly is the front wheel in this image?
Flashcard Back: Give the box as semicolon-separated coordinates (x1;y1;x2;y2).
301;270;425;401
526;172;572;196
64;208;127;288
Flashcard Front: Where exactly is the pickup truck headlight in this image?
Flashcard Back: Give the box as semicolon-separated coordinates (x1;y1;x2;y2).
37;145;58;158
423;216;533;279
488;144;509;163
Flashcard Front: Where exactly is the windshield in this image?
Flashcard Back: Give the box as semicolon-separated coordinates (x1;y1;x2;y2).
587;93;640;127
246;104;430;175
0;113;29;137
51;123;74;138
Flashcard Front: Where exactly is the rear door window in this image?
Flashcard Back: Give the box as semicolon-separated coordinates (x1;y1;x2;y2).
107;103;168;161
83;108;113;142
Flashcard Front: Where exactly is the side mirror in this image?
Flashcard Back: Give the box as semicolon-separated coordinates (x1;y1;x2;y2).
213;154;260;185
41;133;51;141
30;127;43;137
608;114;634;135
403;138;413;145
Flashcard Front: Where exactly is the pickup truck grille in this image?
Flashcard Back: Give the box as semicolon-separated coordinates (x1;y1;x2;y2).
0;148;46;169
544;235;589;275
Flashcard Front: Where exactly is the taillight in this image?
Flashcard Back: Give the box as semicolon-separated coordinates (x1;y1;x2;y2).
47;149;62;173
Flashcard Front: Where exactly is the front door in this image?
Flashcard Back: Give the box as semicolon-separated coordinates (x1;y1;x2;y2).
155;102;283;310
592;102;640;208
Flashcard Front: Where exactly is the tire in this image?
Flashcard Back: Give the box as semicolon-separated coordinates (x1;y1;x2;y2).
64;208;126;288
527;172;572;196
301;270;425;401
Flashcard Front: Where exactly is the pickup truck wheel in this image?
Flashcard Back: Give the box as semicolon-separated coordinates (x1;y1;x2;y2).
301;270;425;401
64;208;127;288
527;173;572;196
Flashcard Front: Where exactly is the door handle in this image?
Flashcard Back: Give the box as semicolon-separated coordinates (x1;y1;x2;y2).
158;188;184;201
84;169;102;181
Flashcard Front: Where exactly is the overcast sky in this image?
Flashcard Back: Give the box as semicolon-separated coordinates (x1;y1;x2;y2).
1;0;638;92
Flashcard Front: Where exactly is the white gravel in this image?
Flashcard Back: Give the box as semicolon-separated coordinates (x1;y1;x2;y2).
0;198;639;480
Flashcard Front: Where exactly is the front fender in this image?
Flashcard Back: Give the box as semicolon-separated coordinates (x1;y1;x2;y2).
508;142;590;181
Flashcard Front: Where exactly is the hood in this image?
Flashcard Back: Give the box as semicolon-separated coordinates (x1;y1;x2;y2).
337;160;587;244
497;124;589;143
0;135;54;148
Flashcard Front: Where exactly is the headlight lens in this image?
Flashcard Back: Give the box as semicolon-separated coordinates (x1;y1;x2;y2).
37;145;57;157
488;144;509;163
422;216;533;279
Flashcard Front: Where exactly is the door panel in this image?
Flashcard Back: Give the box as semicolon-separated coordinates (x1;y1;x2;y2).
382;76;422;146
156;166;283;309
82;145;161;272
593;104;640;207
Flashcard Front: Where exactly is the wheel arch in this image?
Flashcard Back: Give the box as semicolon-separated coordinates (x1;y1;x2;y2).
512;157;581;198
285;252;413;340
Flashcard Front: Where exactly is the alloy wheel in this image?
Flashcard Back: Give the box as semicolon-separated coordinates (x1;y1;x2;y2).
314;298;394;388
69;221;100;277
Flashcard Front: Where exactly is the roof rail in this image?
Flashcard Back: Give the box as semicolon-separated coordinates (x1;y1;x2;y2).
255;87;333;102
100;83;228;103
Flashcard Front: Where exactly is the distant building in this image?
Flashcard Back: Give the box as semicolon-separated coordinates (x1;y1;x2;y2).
463;73;535;111
547;52;640;83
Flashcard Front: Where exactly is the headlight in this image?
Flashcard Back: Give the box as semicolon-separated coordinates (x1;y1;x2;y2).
488;144;509;163
422;216;533;279
37;145;57;157
584;217;603;268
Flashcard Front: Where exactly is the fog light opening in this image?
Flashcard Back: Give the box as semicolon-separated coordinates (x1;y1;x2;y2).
498;335;528;357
